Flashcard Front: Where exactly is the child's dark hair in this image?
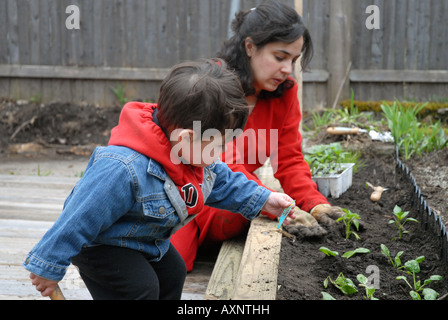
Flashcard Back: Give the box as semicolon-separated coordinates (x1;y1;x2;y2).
217;0;313;99
157;59;249;135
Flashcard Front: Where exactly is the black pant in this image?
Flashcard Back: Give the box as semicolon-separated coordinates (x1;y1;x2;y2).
71;244;186;300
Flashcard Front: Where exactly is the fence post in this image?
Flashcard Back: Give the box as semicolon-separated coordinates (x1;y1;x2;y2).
328;0;352;109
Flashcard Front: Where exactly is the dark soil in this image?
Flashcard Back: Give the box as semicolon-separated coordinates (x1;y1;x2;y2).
277;138;448;300
0;98;121;158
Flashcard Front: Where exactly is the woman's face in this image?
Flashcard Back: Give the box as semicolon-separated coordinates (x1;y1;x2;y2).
245;37;304;95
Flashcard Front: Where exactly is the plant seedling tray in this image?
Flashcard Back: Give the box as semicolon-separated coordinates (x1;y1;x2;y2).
312;163;354;198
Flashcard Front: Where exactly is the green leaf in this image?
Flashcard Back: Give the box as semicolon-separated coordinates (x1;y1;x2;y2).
396;276;412;289
422;288;439;300
323;277;329;289
319;247;339;257
429;275;442;281
342;248;370;259
410;290;421;300
399;211;409;220
415;280;422;290
342;251;356;259
321;292;336;300
366;287;377;299
380;244;390;257
333;274;358;296
415;256;425;264
405;260;420;273
394;251;404;267
423;275;443;287
393;205;402;215
340;283;358;296
357;274;367;285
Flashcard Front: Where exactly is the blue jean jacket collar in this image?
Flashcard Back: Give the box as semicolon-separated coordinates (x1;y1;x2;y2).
147;158;167;181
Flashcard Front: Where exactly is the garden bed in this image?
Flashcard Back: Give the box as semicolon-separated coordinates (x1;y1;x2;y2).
2;98;448;300
277;140;448;300
0;99;121;157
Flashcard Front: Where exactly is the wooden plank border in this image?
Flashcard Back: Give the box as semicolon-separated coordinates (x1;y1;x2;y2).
231;217;282;300
205;217;282;300
204;234;246;300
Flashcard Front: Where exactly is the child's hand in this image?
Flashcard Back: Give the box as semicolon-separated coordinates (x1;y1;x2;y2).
262;192;296;223
30;273;59;297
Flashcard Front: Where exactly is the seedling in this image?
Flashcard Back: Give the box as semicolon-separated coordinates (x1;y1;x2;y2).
324;273;358;296
380;244;404;269
342;248;370;259
319;247;370;259
357;274;378;300
319;247;339;257
336;208;361;240
381;100;447;160
389;205;419;240
381;100;425;148
396;257;442;300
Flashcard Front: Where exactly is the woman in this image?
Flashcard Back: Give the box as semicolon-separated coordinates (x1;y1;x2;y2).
171;1;343;271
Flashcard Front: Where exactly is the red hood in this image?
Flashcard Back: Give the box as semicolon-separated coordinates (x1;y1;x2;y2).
108;102;204;214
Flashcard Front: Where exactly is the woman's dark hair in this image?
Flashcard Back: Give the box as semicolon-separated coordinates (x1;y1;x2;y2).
217;0;313;99
158;59;249;134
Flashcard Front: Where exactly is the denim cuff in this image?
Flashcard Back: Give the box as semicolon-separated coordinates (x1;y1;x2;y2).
239;186;272;220
23;253;67;282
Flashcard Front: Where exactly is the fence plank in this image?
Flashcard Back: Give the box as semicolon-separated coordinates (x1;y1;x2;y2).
0;65;171;81
0;0;447;108
350;70;448;83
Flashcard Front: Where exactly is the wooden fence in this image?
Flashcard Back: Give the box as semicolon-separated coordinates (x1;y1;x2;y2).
0;0;447;110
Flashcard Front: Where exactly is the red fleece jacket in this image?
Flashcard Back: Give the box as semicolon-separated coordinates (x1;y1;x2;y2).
223;78;329;213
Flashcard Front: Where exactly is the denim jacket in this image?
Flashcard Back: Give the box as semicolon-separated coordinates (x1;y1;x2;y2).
23;146;271;281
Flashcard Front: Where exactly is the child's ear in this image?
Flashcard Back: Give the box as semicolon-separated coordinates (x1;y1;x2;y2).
177;129;195;142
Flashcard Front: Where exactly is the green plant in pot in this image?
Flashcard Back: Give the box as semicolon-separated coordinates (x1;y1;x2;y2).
305;142;361;177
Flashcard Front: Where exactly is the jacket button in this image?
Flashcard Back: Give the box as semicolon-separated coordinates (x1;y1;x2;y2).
206;176;211;181
158;207;166;214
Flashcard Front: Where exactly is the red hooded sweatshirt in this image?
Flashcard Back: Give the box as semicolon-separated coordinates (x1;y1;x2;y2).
108;102;205;216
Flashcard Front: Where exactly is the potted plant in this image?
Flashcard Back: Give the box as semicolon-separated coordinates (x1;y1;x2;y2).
305;143;360;198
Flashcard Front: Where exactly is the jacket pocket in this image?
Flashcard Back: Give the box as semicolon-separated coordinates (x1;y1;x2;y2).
141;197;178;229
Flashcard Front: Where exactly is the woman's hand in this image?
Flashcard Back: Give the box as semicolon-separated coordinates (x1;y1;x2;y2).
262;192;296;223
30;273;59;297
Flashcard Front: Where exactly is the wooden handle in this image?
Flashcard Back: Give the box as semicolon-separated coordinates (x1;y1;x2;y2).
50;285;65;300
326;127;360;135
